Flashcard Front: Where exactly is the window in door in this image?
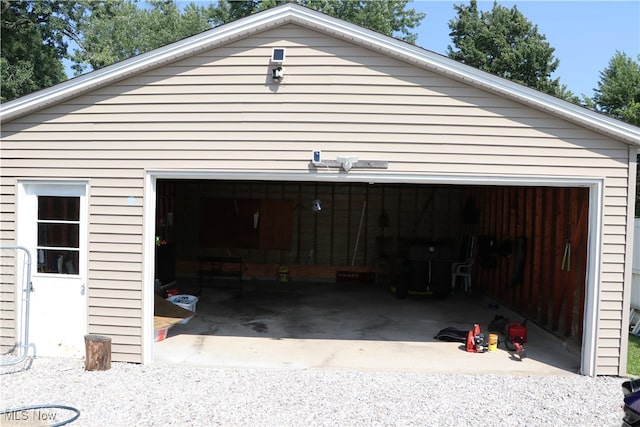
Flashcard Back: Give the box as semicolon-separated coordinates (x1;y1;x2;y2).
36;196;80;274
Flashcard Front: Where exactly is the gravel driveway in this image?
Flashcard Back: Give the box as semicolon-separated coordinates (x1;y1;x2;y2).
0;357;627;426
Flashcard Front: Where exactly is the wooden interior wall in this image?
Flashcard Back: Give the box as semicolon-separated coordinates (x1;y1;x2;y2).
470;186;589;343
158;180;464;279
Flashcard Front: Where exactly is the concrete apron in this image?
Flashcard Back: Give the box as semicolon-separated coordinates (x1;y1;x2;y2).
154;280;581;376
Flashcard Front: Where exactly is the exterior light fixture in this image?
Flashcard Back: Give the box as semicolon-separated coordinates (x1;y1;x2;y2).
272;66;284;82
337;156;359;172
271;48;286;83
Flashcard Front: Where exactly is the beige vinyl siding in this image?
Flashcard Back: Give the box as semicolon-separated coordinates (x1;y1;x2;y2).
86;178;144;360
0;183;16;244
0;24;633;372
0;180;16;351
0;250;17;351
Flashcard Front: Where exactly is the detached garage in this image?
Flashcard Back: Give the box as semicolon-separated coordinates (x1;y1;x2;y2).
1;4;638;376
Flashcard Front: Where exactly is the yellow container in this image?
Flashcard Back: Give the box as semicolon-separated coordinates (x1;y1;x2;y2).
488;333;498;352
278;265;289;282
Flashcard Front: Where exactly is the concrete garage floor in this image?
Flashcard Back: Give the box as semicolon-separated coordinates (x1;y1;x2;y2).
155;279;582;375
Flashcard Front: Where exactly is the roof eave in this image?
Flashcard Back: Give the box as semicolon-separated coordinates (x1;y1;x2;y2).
2;3;639;147
0;4;297;123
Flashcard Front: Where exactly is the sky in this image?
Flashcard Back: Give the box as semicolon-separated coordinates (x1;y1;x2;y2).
409;0;640;97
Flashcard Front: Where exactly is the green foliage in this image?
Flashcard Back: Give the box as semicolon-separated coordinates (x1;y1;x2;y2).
1;0;69;101
447;0;572;100
67;0;423;75
587;52;640;218
591;52;640;127
210;0;263;23
588;54;640;216
306;0;425;44
68;1;218;74
629;334;640;375
213;0;425;44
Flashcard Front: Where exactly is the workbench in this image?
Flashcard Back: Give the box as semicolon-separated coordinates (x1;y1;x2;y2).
197;256;243;295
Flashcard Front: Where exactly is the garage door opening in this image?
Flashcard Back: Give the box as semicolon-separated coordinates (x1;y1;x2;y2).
151;178;588;373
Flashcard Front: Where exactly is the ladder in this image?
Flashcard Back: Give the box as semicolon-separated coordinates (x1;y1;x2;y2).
631;306;640;336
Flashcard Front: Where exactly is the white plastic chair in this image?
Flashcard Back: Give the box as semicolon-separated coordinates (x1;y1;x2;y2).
451;258;474;294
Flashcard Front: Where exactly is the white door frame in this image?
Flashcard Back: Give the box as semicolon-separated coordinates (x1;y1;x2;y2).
143;171;602;375
17;180;89;357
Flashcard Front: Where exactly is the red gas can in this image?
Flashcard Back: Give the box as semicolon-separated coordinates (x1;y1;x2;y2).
508;322;527;344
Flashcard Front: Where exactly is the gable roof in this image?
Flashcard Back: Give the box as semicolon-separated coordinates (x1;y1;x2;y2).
1;3;639;147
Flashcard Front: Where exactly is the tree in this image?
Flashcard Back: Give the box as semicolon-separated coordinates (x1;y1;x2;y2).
67;0;424;75
71;0;424;74
1;0;70;101
211;0;425;44
305;0;425;44
585;52;640;216
590;52;640;126
447;0;573;100
67;1;218;75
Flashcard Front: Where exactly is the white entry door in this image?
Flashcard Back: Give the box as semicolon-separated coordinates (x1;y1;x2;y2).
18;182;87;358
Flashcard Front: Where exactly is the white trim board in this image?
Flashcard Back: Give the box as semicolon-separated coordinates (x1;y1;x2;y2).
142;170;602;376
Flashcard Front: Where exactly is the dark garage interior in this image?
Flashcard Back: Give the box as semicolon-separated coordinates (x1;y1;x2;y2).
154;179;589;353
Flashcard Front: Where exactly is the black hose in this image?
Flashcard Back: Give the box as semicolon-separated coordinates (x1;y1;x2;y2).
0;404;80;426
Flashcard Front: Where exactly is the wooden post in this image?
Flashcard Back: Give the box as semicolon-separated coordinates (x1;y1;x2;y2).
84;334;111;371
